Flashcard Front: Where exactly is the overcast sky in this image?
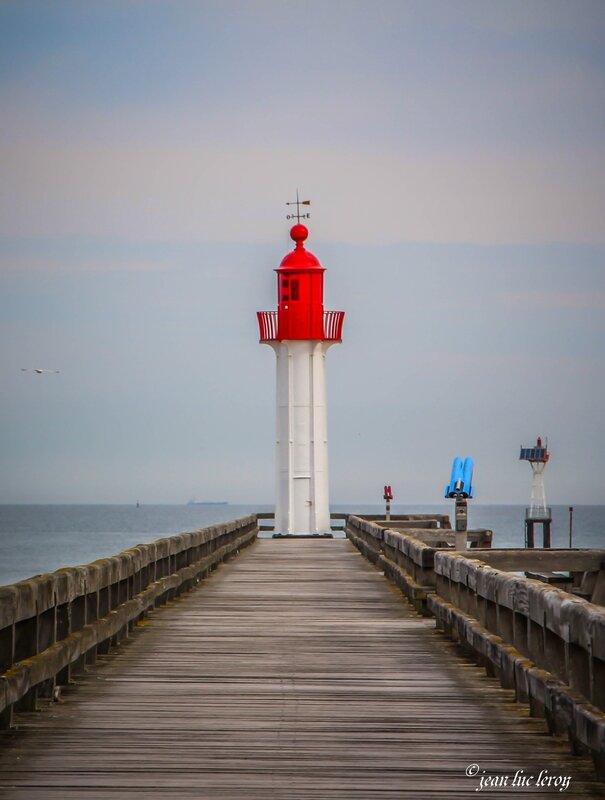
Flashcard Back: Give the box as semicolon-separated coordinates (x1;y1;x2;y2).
1;0;604;505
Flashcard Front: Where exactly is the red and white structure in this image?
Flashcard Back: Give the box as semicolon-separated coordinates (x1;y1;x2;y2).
257;224;344;535
519;436;550;519
519;436;552;548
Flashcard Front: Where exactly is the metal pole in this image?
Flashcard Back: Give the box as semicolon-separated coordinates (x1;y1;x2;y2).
383;485;392;522
454;497;467;550
569;506;574;548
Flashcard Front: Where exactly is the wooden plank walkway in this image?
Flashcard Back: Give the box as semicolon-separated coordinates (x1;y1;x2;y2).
0;538;602;799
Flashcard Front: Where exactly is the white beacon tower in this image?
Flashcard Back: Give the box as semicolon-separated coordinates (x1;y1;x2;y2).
519;436;552;548
257;222;344;535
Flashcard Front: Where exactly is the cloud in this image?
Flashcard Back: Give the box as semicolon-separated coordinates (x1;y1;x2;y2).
0;254;168;273
1;0;603;250
498;290;605;311
1;138;604;246
416;349;603;373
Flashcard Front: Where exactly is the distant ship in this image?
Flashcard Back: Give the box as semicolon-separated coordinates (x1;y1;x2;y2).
187;500;229;506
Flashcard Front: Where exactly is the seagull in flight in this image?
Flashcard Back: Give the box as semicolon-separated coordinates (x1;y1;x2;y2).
21;368;60;374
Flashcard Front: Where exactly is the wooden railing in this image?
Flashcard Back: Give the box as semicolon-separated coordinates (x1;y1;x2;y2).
345;514;605;779
345;515;491;612
0;515;258;729
257;512;346;533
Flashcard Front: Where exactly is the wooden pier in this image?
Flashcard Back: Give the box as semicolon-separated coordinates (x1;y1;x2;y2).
1;517;604;797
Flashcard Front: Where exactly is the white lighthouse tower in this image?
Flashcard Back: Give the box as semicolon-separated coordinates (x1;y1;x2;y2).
257;220;344;535
520;436;552;547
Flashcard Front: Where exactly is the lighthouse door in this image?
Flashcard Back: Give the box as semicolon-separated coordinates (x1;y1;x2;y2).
292;476;312;532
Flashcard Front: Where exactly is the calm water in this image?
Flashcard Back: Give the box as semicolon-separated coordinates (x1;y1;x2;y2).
0;503;603;587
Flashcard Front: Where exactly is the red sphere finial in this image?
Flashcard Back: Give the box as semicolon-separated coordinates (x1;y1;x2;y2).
290;224;308;247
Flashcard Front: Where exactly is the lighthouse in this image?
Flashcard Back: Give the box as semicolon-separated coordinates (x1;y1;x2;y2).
519;436;552;547
257;221;344;535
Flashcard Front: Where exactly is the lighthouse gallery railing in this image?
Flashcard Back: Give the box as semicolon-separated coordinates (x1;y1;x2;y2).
257;310;344;342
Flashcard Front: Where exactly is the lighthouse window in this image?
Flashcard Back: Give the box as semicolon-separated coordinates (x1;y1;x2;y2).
291;279;300;301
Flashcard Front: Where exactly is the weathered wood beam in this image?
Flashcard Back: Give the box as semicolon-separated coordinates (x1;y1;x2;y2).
0;515;259;727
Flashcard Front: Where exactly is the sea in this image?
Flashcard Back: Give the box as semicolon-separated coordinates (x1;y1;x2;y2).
0;504;603;587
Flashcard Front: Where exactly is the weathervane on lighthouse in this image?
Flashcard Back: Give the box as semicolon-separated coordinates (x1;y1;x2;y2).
257;200;345;535
286;190;311;222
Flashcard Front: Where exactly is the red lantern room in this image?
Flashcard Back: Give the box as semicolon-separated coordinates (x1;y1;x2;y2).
276;224;324;340
257;224;344;343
